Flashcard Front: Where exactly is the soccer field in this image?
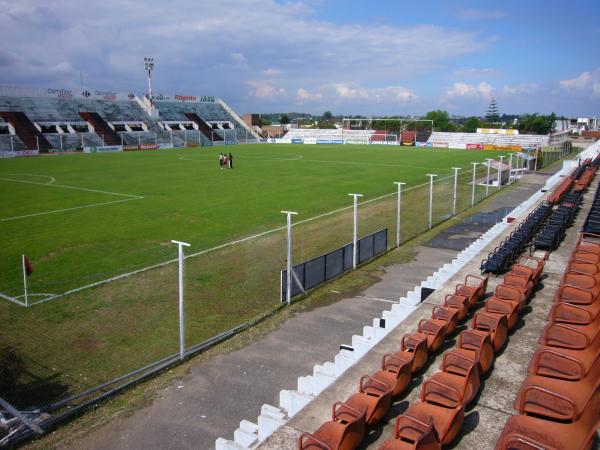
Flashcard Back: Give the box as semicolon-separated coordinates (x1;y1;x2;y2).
0;143;511;405
1;144;507;299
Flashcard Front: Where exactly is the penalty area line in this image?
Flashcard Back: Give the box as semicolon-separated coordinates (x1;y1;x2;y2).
1;197;143;222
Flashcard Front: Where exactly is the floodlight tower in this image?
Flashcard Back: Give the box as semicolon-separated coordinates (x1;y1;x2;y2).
144;57;154;106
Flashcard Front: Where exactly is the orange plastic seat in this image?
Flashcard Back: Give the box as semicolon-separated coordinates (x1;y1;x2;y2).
416;319;447;353
562;272;600;299
299;401;365;450
379;415;441;450
503;273;534;299
472;312;509;352
455;274;487;309
528;345;600;381
539;321;600;351
345;376;393;426
513;255;545;283
494;284;527;309
495;394;600;450
455;329;494;375
425;352;480;408
566;261;600;278
549;300;600;325
571;249;600;265
393;334;429;374
371;353;412;397
403;401;464;446
430;306;459;336
443;293;469;321
515;363;600;422
484;296;520;330
555;284;597;305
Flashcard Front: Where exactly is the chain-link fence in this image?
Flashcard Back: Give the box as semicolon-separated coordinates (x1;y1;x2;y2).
0;145;573;409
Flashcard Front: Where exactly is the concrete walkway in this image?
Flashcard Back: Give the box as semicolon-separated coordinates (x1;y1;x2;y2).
63;174;552;450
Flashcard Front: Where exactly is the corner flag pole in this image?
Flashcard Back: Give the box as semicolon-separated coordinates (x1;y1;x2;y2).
22;255;28;308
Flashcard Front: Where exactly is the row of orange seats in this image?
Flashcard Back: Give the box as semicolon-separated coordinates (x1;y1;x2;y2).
496;235;600;449
298;274;489;450
574;165;598;193
547;157;597;204
379;256;545;449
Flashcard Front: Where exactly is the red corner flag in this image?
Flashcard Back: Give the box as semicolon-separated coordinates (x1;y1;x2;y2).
24;256;33;276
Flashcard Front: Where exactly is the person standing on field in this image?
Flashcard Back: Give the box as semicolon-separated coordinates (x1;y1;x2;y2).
228;153;233;169
219;153;224;170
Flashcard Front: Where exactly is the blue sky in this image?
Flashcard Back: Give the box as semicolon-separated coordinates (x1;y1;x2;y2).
0;0;599;116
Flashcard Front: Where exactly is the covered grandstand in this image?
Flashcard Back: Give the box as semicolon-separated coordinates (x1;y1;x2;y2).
0;86;259;153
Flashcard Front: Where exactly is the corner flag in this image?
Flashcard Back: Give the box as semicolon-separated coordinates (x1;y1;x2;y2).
24;256;33;276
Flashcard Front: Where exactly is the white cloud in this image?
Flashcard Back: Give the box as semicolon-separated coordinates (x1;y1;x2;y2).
445;82;494;99
0;0;489;105
261;68;282;76
560;68;600;96
246;80;286;99
296;88;322;103
457;9;507;20
231;53;246;63
333;83;417;103
453;68;499;77
503;83;540;95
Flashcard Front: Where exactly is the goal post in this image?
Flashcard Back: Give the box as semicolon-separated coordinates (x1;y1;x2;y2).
341;117;433;146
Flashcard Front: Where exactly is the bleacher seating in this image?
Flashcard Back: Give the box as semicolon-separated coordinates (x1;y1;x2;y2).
427;132;549;149
0;87;257;152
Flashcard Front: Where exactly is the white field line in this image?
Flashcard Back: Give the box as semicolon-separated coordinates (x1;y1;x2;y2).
0;177;143;198
0;177;144;221
22;168;478;306
0;173;56;184
1;198;142;222
0;291;25;306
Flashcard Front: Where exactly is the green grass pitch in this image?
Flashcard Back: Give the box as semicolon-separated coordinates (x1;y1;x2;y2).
0;143;509;404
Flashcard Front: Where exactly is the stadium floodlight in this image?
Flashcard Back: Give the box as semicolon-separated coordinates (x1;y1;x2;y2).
426;175;437;229
171;239;190;360
281;211;298;305
348;194;363;269
452;168;461;216
144;57;154;106
393;182;406;247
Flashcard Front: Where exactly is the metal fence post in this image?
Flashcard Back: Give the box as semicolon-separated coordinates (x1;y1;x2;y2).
508;153;513;184
10;136;14;152
349;193;363;268
171;240;190;360
281;211;298;305
426;174;437;229
36;136;39;152
498;156;504;189
485;159;493;197
393;182;405;247
59;134;63;152
452;168;460;215
471;162;478;206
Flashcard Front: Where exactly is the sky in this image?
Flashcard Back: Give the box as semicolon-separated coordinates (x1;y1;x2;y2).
0;0;599;117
